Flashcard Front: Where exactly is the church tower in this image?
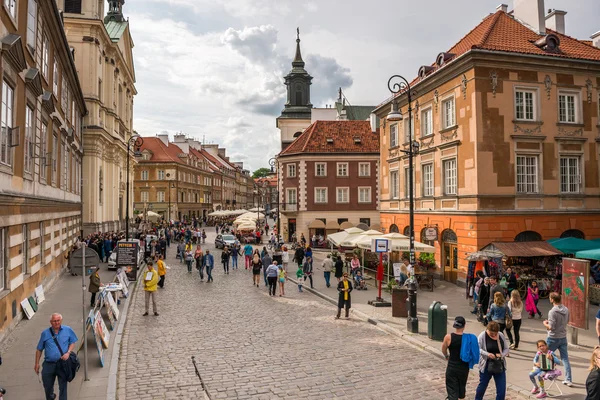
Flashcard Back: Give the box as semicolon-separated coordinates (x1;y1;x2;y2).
276;29;313;151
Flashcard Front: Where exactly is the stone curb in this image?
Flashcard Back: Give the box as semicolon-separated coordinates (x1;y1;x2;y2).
106;278;142;400
289;278;534;400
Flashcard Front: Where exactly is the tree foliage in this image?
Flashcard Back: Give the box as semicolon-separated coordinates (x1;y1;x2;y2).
252;167;272;178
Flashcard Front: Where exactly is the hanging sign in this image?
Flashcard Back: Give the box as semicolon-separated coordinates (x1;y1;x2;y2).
424;227;438;241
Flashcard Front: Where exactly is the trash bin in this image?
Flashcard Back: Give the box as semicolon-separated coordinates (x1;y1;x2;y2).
428;301;448;341
391;288;408;318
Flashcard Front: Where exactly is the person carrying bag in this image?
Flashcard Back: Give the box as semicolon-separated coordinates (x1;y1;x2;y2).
51;328;80;382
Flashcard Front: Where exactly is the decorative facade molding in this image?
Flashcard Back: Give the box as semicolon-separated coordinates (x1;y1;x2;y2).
586;79;593;104
558;127;583;137
513;122;543;135
461;74;467;99
419;136;435;149
433;90;439;111
544;75;552;100
440;129;458;142
489;70;498;98
414;100;419;120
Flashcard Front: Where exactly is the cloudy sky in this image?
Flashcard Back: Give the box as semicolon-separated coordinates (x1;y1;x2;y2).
125;0;599;172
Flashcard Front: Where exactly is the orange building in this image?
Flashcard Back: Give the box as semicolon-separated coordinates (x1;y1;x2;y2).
373;3;600;285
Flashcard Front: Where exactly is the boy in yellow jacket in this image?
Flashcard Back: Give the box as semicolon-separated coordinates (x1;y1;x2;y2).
143;263;159;316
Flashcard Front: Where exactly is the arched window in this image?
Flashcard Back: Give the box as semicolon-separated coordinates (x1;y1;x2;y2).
295;84;303;105
293;131;302;138
442;229;457;243
403;226;411;236
514;230;542;242
560;229;585;239
389;224;399;233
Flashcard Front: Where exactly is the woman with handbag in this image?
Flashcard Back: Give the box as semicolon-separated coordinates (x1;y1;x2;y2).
475;321;510;400
487;292;511;334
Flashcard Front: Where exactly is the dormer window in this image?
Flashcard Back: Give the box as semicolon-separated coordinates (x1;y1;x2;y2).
418;65;435;79
534;34;561;52
436;52;455;67
353;137;361;144
326;138;334;144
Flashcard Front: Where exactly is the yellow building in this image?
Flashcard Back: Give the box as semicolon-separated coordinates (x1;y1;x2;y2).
0;0;86;338
374;3;600;285
61;0;137;233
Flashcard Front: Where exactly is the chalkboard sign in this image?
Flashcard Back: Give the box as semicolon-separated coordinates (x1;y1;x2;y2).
562;257;589;330
116;241;139;281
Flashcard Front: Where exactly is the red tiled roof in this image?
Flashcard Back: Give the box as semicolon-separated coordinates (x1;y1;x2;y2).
377;9;600;109
138;137;185;164
280;120;379;156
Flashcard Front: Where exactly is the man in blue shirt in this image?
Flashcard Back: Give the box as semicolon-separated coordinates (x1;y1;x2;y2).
204;250;214;282
35;313;78;400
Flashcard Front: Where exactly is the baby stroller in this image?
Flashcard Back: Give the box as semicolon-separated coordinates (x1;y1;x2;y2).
353;272;367;290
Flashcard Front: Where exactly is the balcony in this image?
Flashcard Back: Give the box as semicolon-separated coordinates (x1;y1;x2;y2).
281;202;298;213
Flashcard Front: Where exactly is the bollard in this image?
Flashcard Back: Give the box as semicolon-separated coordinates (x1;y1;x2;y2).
427;301;448;341
406;279;418;333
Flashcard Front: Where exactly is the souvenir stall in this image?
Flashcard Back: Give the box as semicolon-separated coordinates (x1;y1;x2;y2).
479;241;563;299
465;250;504;299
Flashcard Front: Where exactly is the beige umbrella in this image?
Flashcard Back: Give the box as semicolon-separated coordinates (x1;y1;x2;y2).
237;222;257;231
327;227;365;247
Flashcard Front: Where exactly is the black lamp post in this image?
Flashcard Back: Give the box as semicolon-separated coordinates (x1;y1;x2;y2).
268;157;280;240
387;75;420;333
168;182;175;223
125;134;143;240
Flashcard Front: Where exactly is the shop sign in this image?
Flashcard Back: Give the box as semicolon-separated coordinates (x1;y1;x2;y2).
424;227;438;241
562;257;589;330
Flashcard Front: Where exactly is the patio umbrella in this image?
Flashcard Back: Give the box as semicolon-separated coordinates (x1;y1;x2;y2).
327;227;364;247
237;222;256;231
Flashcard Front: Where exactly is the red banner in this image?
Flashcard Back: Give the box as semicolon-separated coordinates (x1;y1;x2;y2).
562;258;589;330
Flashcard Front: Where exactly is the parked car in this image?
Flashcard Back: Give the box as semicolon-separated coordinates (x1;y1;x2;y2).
215;234;236;249
108;239;145;270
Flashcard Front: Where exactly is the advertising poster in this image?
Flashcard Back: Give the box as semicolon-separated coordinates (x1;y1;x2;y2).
92;320;105;367
35;285;45;304
118;274;129;298
562;257;590;330
94;310;110;348
116;241;139;281
21;299;35;319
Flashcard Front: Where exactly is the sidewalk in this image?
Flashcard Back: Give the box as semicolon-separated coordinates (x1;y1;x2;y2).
303;252;594;399
0;263;134;400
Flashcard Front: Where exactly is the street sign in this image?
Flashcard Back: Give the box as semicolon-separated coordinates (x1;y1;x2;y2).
371;238;390;253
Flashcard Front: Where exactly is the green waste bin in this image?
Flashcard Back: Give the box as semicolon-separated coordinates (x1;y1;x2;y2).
428;301;447;341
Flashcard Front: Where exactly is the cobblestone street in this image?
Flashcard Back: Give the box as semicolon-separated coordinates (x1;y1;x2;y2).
117;233;520;400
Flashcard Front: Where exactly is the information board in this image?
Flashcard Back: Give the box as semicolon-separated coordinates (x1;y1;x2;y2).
116;241;139;281
562;257;589;330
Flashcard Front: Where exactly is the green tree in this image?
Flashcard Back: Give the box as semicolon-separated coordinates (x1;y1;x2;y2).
252;167;272;178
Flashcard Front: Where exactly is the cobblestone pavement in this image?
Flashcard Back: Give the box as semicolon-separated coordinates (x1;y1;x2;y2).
118;231;523;400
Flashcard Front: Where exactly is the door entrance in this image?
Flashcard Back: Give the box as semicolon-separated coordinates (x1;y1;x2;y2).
288;219;296;242
443;243;458;283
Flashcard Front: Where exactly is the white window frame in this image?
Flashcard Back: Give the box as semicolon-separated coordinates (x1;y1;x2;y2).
157;170;165;180
315;162;327;177
336;162;348;177
157;191;165;202
141;170;148;180
141;191;148;202
26;0;37;50
287;163;296;178
1;81;14;167
514;87;537;121
336;187;349;203
389;170;399;199
53;58;59;96
559;156;581;194
404;168;415;198
390;124;398;148
558;90;580;124
422;163;434;197
42;35;49;78
286;188;297;206
358;162;370;177
0;228;5;290
61;74;68;112
441;96;456;129
24;105;34;174
61;141;67;189
443;158;457;195
4;0;16;19
516;155;539;194
358;187;371;203
404;116;414;143
51;134;57;185
40;121;47;182
315;187;327;203
421;107;433;137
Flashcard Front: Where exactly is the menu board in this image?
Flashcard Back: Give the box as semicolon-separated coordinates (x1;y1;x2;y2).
116;241;139;281
562;258;589;330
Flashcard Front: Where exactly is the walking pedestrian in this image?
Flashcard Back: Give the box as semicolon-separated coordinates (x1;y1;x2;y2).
294;245;305;269
221;246;231;274
488;276;504;313
243;243;253;269
266;260;279;296
543;292;572;386
177;241;185;263
261;250;272;287
201;229;206;244
157;254;166;288
442;316;478;400
35;313;78;400
143;263;159;316
475;321;509;400
322;254;333;288
506;290;522;349
281;245;289;271
503;267;517;297
231;242;241;270
251;251;262;287
486;292;510;334
303;256;314;289
296;264;304;292
334;255;343;282
194;245;203;274
471;271;485;314
586;345;600;399
185;248;194;273
350;254;360;278
278;265;287;296
526;281;543;318
89;268;101;307
204;250;214;282
478;277;491;323
335;273;352;319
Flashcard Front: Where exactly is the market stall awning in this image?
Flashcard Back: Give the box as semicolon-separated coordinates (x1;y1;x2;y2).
548;237;600;254
576;248;600;261
325;221;339;230
482;241;563;257
308;220;326;229
339;221;354;229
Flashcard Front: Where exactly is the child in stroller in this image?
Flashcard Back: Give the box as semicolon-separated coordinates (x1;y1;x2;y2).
354;270;367;290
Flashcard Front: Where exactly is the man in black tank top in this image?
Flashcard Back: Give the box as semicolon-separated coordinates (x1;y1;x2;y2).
442;316;470;400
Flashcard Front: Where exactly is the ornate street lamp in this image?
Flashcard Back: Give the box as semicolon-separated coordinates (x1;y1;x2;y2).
125;134;143;240
387;75;420;333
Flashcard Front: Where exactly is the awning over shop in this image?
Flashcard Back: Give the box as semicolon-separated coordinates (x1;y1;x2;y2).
308;220;326;229
481;241;563;257
339;221;354;229
576;248;600;261
546;237;600;254
325;221;339;230
369;223;382;232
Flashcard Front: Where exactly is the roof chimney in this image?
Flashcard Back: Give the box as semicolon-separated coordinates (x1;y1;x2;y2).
157;133;169;146
514;0;546;35
545;9;567;34
592;31;600;48
496;4;508;13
